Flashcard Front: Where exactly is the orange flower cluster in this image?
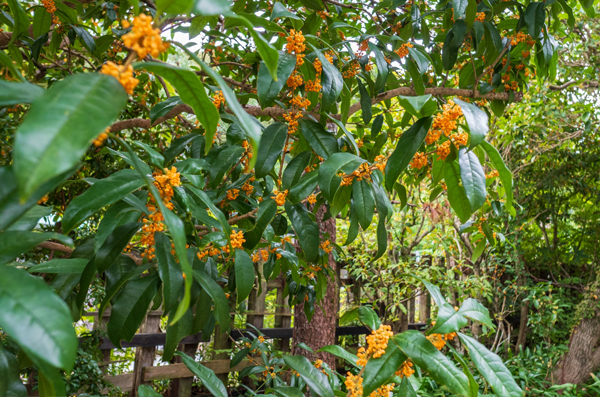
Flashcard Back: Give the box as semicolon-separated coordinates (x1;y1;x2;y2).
93;128;109;147
475;12;486;22
286;30;306;54
306;79;322;92
241;140;253;171
242;180;254;195
41;0;60;24
507;31;532;46
450;132;469;147
320;240;332;253
307;194;317;204
227;230;246;251
141;167;181;259
122;14;169;58
226;188;239;201
343;59;361;79
436;140;451;160
100;62;139;94
283;110;302;134
287;71;304;89
426;100;463;144
273;189;288;206
486;170;499;179
340;162;372;186
504;80;519;91
212;90;225;108
374;154;387;172
290;94;311;108
251;248;270;262
394;42;413;59
365;324;394;358
345;373;363;397
427;333;446;350
410;152;428;170
396;359;415;378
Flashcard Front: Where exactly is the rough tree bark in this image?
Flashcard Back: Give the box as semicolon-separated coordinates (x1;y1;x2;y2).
551;314;600;385
292;204;338;369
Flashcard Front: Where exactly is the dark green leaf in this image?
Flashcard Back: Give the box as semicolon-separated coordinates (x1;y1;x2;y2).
193;269;230;330
459;333;523;397
0;80;44;106
352;179;375;230
255;122;288;179
288;170;318;204
0;345;27;397
273;386;305;397
319;153;365;201
444;161;472;223
283;355;334;397
309;44;343;111
107;273;160;348
63;170;145;233
363;341;407;396
299;119;339;160
525;2;545;40
358;306;381;331
397;95;437;118
138;385;162;397
480;141;513;209
318;345;359;368
29;258;88;274
0;265;77;371
175;352;228;397
394;331;470;396
95;222;141;273
0;231;73;265
7;0;30;45
454;99;488;149
164;310;193;361
150;96;183;124
244;198;278;249
384;117;432;191
285;202;320;263
458;298;494;328
257;52;297;108
458;148;486;212
13;73;127;200
357;79;372;124
235;249;255;303
283;151;312;191
155;232;184;315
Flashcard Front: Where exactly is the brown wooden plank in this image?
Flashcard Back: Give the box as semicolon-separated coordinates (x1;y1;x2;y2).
143;358;264;381
105;373;134;392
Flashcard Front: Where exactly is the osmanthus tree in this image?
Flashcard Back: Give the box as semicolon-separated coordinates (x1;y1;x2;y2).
0;0;581;393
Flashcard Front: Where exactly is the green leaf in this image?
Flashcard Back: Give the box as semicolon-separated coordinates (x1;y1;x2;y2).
0;231;73;265
458;148;486;212
62;170;145;233
285;202;320;263
0;345;27;397
480;141;513;209
397;95;437;118
453;0;469;19
288;170;319;204
71;26;96;52
524;2;545;40
155;232;184;315
95;222;141;273
164;310;193;361
363;342;407;396
458;333;523;397
357;79;372;124
192;0;230;15
175;351;228;397
32;7;52;38
454;99;488;149
257;52;297;108
271;2;302;20
235;248;255;303
0;50;25;82
7;0;30;45
472;239;486;262
0;80;44;106
244;198;278;249
173;44;262;166
13;73;127;200
309;44;343;111
408;47;430;75
98;261;155;319
273;386;305;397
358;306;381;331
0;265;77;371
283;355;334;397
353;179;375;230
255;122;288;178
394;331;470;396
138;384;162;397
187;186;232;236
208;146;245;188
326;114;360;155
299;119;339;160
283;151;312;190
444;161;472;223
7;204;52;231
107;273;161;348
384;117;432;191
193;269;230;330
318;345;359;368
458;298;494;328
136;62;219;154
94;201;143;252
226;14;279;80
428;303;468;335
150;96;183;124
37;365;67;397
29;258;89;274
164;133;201;164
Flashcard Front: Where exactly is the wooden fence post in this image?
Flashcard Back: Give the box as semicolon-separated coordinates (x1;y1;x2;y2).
130;312;161;397
418;289;430;323
274;277;291;353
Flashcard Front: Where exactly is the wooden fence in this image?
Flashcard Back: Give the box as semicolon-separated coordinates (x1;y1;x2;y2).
84;274;429;396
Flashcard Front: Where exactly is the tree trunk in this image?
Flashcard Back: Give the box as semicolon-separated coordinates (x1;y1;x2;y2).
551;314;600;385
292;204;338;369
